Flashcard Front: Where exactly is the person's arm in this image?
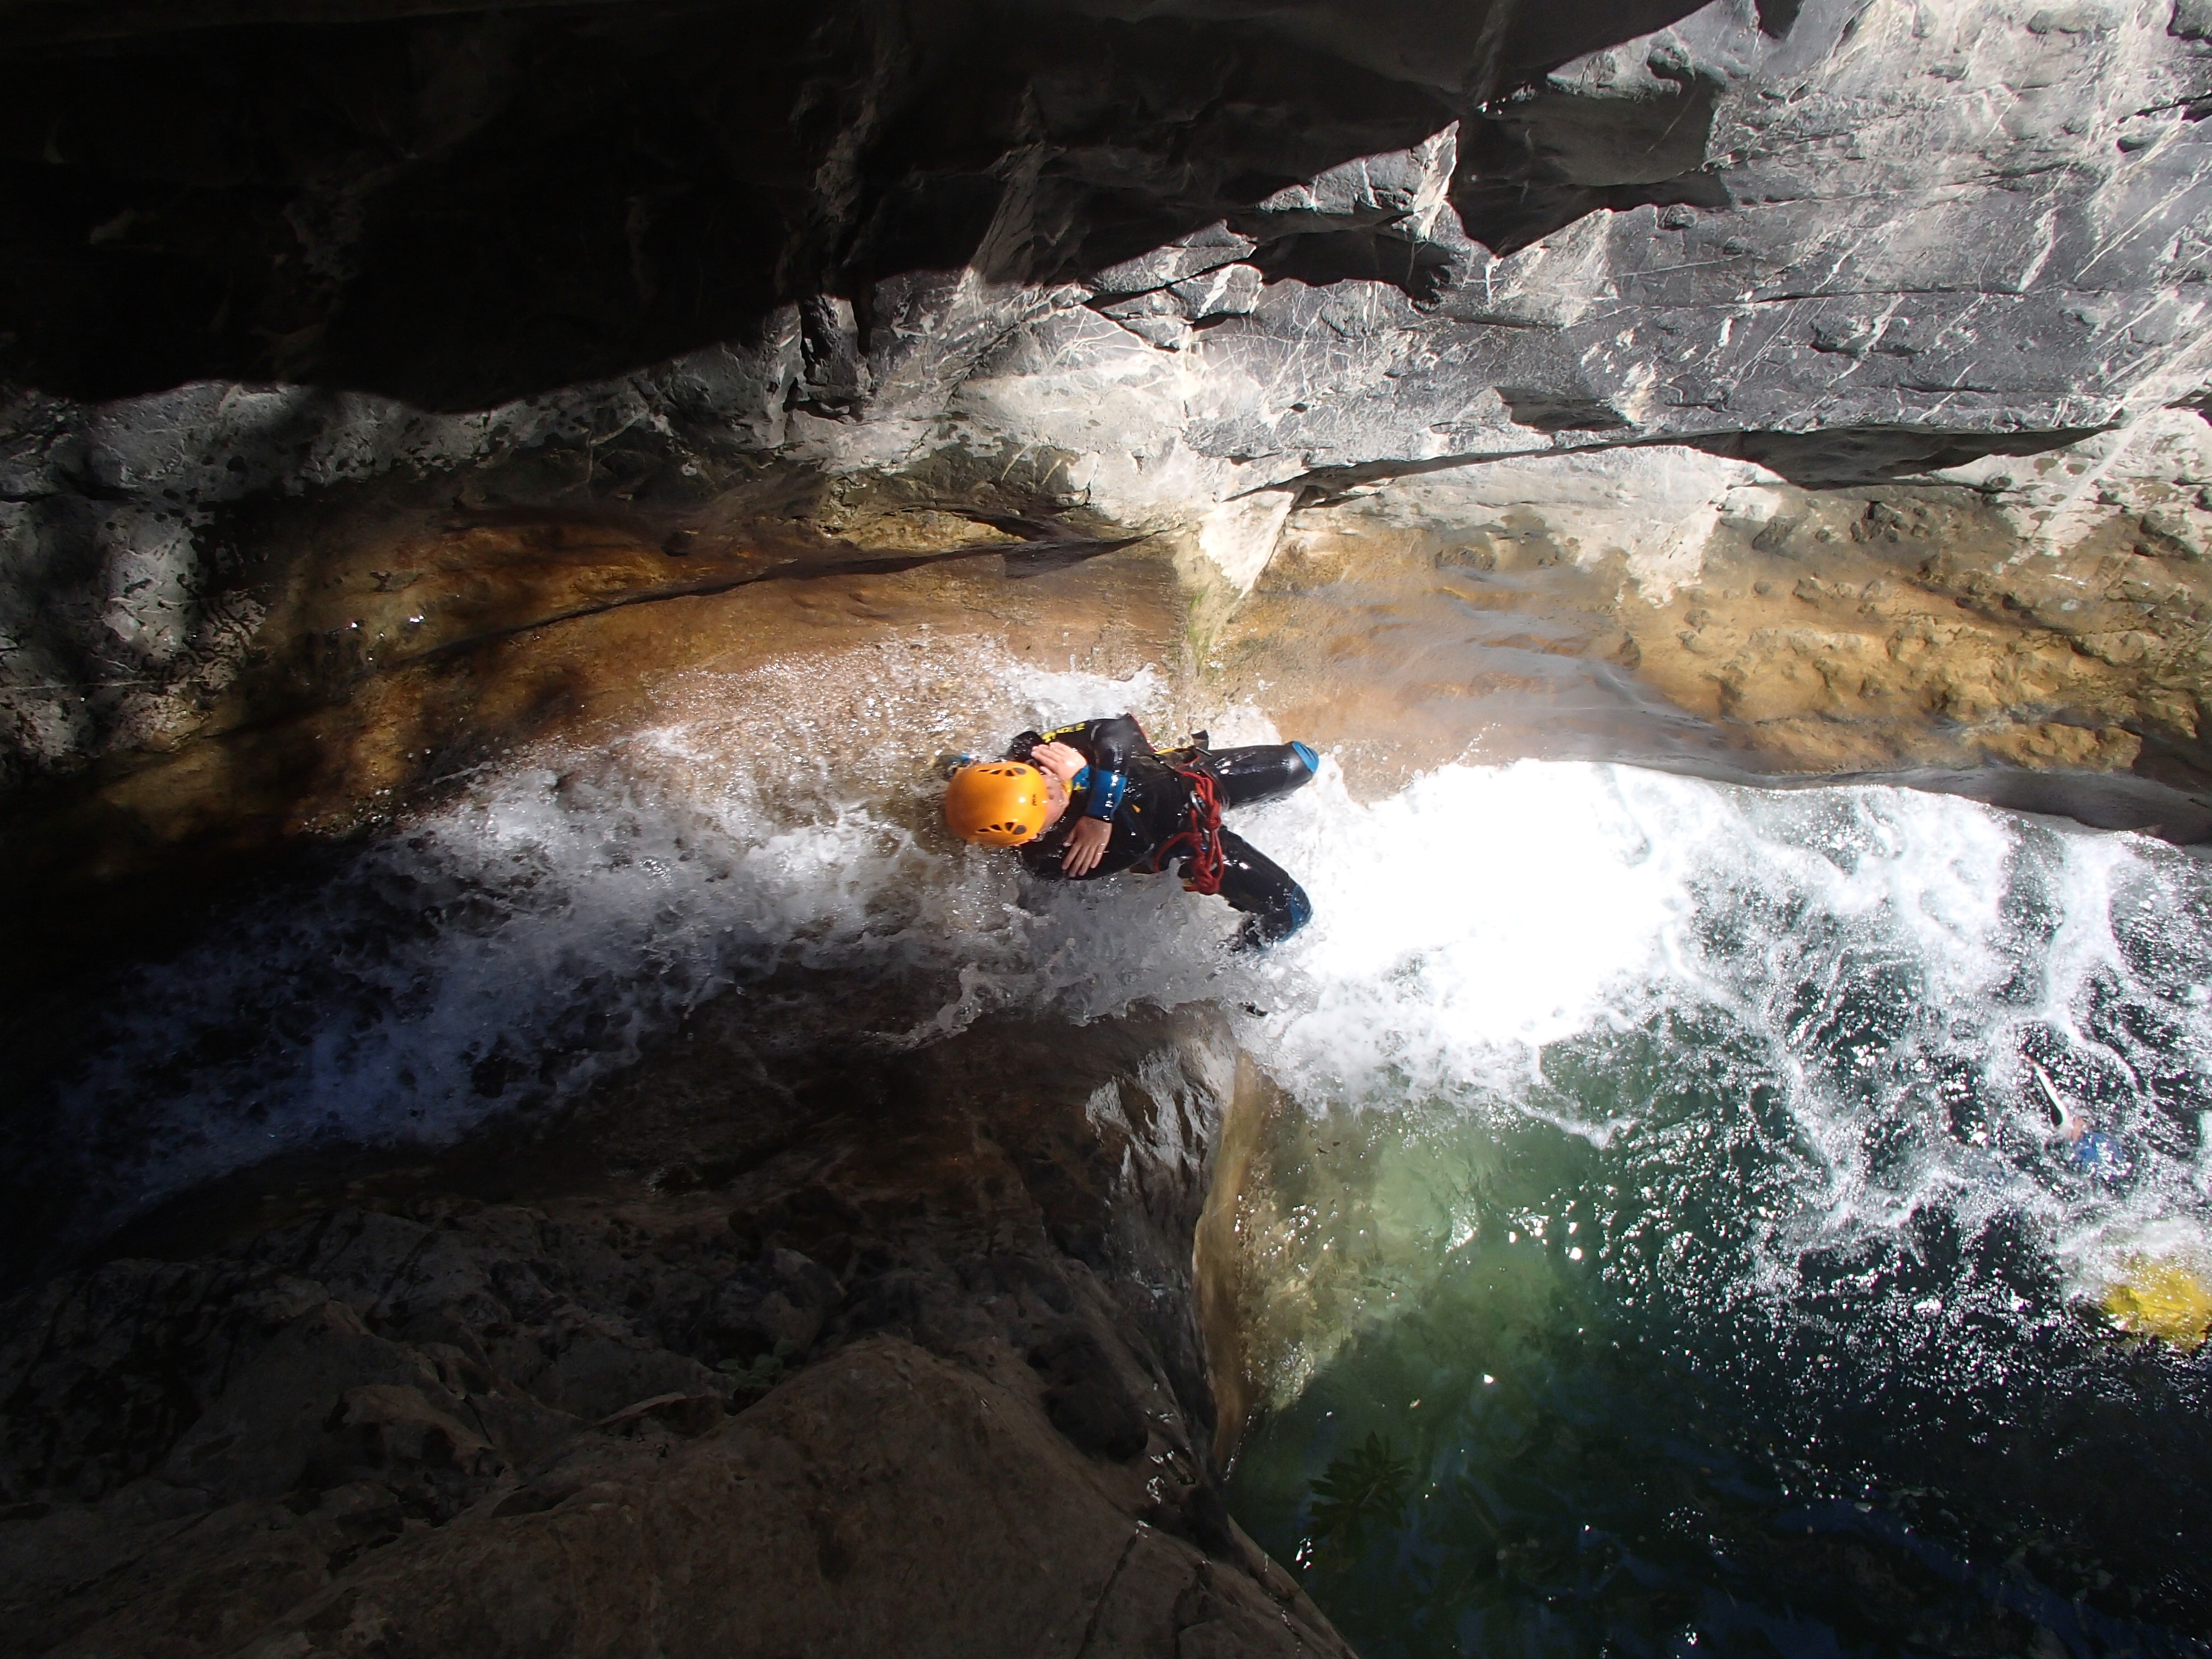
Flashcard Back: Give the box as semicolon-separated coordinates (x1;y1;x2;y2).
1027;716;1148;877
1082;714;1151;769
1063;716;1151;875
1026;740;1110;875
1068;715;1148;824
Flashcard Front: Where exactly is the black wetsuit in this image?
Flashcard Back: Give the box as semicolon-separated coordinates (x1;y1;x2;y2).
1007;715;1317;945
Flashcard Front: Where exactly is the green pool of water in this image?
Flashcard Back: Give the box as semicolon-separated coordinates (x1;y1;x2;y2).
1226;1016;2212;1658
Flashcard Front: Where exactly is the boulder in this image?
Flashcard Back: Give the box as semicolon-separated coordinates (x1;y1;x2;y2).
0;1009;1349;1658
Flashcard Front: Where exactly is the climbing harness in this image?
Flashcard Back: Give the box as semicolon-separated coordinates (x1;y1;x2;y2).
1147;760;1226;895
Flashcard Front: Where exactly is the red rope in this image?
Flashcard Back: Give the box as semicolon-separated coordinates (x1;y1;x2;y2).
1147;765;1225;895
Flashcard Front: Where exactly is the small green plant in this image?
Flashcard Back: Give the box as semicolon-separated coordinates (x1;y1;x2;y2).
1306;1431;1412;1559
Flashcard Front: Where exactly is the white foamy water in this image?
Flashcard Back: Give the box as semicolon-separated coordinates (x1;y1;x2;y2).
60;659;2212;1322
1238;760;2212;1325
56;659;1223;1230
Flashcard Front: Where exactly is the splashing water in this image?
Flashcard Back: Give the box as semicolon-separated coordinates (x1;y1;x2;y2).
37;658;2212;1646
45;658;1228;1236
1221;764;2212;1656
1246;763;2212;1313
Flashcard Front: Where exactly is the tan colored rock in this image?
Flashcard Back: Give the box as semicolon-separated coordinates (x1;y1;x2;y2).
1212;474;2212;828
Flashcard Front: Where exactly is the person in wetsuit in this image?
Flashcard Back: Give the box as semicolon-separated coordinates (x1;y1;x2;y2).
943;714;1319;946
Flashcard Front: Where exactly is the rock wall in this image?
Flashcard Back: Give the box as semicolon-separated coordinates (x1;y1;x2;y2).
1;1007;1350;1658
3;0;2210;818
1217;428;2212;822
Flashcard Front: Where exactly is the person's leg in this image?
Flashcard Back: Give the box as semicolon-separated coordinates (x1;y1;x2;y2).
1205;741;1319;810
1205;828;1312;947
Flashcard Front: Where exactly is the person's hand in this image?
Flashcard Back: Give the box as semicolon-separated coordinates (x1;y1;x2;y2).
1062;816;1112;876
1030;741;1087;785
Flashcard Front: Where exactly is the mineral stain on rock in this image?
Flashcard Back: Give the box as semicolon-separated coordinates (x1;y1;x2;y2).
1220;466;2212;823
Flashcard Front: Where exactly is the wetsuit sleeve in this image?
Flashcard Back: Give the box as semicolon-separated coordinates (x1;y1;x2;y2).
1005;730;1046;762
1083;715;1152;771
1074;714;1150;821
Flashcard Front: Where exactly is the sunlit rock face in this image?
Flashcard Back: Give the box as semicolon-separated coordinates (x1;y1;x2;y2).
1219;422;2212;825
2;0;2210;814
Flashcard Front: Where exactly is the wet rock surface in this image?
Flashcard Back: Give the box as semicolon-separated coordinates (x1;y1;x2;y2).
0;1007;1349;1657
1222;454;2212;831
3;0;2211;825
0;537;1199;1292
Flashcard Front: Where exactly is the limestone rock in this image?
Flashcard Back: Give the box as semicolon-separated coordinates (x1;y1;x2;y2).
0;1009;1347;1658
2;0;2209;791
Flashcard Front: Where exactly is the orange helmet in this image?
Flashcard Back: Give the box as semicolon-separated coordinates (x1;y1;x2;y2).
944;760;1052;846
